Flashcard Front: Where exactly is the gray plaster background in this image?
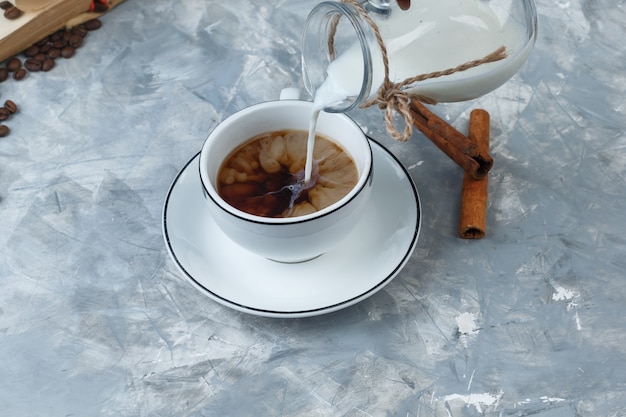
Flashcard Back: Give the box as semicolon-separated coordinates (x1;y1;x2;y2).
1;0;625;416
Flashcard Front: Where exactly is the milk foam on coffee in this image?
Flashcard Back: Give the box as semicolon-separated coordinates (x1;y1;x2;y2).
218;130;358;218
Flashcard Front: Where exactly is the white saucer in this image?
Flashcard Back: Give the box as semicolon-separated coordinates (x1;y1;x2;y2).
162;139;421;318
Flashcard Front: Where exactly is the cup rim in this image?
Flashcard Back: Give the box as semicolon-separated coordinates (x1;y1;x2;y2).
199;100;373;225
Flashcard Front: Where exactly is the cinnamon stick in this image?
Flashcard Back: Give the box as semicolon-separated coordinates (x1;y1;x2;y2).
458;109;490;239
409;101;493;180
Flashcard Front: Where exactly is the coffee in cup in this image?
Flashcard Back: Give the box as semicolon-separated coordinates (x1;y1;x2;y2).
217;129;358;218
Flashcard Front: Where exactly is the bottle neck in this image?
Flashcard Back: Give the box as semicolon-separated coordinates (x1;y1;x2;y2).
301;1;380;113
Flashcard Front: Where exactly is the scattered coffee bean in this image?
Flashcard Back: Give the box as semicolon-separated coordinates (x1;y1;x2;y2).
41;58;55;72
50;30;63;42
24;46;39;57
4;100;17;114
4;5;23;19
52;39;66;49
39;43;52;53
24;58;42;72
36;36;49;46
47;48;61;59
60;46;75;58
7;57;21;72
72;26;88;38
0;1;12;10
84;19;102;31
0;19;107;139
13;68;26;80
68;34;83;48
33;53;47;62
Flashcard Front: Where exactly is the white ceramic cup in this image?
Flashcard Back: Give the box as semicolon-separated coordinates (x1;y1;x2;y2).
199;94;373;263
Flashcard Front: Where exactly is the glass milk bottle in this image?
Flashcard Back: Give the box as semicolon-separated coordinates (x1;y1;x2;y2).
301;0;538;113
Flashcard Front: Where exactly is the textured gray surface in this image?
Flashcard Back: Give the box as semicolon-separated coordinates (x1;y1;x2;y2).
1;0;625;416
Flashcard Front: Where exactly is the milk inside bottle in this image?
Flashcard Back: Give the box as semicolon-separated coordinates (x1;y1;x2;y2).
302;0;537;180
304;0;536;108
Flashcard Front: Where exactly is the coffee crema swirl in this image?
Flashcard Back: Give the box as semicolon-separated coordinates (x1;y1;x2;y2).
217;129;358;218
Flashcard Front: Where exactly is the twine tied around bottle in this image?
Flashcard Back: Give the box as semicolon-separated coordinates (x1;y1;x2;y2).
328;0;508;142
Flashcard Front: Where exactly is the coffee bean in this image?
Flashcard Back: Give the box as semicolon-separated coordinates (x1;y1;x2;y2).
24;45;39;57
38;43;52;53
47;48;61;59
36;36;50;46
4;5;23;19
4;100;17;114
0;19;107;141
68;34;83;48
24;58;42;71
84;19;102;31
52;39;66;49
72;26;88;38
0;1;12;10
7;57;21;72
60;46;75;58
41;58;55;72
13;68;26;80
50;30;64;42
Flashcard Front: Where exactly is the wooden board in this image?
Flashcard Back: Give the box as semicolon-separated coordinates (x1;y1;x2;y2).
0;0;125;62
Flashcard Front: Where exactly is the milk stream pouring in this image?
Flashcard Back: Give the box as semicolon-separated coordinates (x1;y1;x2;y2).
301;0;537;181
